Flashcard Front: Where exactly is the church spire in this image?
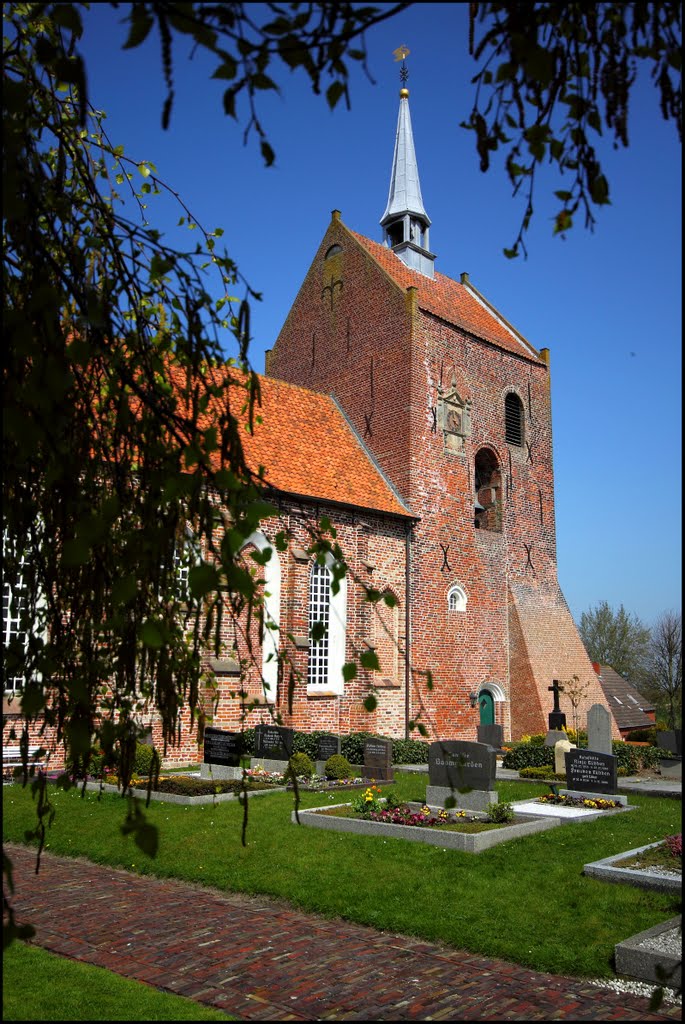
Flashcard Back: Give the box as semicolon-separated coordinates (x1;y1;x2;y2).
380;46;435;279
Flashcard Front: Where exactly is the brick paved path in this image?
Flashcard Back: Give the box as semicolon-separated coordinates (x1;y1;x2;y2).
4;843;681;1021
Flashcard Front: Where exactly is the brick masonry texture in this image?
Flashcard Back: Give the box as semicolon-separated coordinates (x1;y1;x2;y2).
268;214;617;744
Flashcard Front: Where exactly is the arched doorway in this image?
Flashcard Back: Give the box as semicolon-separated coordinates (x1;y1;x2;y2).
479;691;495;726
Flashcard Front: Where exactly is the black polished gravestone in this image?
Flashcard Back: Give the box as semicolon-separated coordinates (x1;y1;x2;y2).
254;724;294;761
363;738;394;782
203;727;242;768
317;734;340;762
565;748;618;795
428;741;497;792
657;730;682;757
477;724;504;752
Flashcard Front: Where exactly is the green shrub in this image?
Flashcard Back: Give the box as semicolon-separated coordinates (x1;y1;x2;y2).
324;754;352;780
485;800;515;823
392;738;430;764
502;743;554;771
133;742;158;776
625;727;657;744
519;766;565;780
563;728;588;745
520;733;546;746
340;731;379;764
285;752;314;781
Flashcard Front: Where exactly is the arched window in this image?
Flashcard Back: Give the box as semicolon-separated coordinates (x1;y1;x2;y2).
307;556;347;694
474;448;502;532
447;584;467;612
324;244;342;260
504;392;524;446
239;531;281;703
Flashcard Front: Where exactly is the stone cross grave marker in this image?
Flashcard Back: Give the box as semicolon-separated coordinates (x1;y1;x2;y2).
363;738;394;782
564;748;618;795
426;740;497;812
548;679;567;730
587;703;613;755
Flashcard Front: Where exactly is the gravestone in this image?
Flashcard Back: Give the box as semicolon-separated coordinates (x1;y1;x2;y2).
316;734;341;775
547;679;567;730
200;727;243;780
363;738;394;782
564;748;618;795
554;738;575;775
657;730;682;756
587;704;613;755
251;724;294;772
544;729;568;747
426;740;497;812
477;723;504;751
317;734;340;761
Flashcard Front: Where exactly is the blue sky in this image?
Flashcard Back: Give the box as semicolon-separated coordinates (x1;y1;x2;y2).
76;3;681;628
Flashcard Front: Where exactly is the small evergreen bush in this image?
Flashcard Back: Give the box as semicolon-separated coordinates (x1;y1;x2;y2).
324;753;352;779
485;801;515;823
133;742;159;776
625;727;657;744
285;752;314;780
392;738;430;764
340;732;378;764
519;766;565;780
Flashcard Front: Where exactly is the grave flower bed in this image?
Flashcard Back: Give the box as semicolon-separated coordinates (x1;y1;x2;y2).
536;793;622;810
317;798;507;834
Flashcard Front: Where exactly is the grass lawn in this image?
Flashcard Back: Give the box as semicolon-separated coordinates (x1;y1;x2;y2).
3;941;236;1021
3;772;681;985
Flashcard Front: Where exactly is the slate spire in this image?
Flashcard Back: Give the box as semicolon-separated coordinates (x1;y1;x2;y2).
380;46;435;279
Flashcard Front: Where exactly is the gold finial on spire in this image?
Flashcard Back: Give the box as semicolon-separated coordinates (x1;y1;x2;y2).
393;44;410;97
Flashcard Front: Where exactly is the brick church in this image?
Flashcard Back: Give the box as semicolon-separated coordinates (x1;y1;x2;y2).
3;73;617;770
199;72;615;752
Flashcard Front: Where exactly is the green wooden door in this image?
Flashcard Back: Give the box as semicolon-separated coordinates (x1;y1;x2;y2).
479;691;495;725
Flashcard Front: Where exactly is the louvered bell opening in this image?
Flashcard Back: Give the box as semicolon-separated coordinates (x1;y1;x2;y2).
505;394;523;446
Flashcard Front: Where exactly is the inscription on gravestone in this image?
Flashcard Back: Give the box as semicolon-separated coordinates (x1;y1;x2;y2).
317;734;340;761
428;741;497;792
203;728;242;768
363;738;394;782
254;724;294;761
565;748;618;795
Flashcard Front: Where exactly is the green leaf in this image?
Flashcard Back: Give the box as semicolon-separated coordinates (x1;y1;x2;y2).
140;620;164;649
211;57;238;80
360;649;380;671
363;694;378;712
260;140;275;167
311;621;326;642
122;8;154;50
342;662;358;682
188;564;221;599
326;81;345;110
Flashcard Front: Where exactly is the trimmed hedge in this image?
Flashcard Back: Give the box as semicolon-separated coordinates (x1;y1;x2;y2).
503;740;665;773
229;728;430;765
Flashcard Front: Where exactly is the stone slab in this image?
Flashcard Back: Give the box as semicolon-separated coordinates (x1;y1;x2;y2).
583;842;682;894
614;916;682;988
200;763;242;781
512;798;634;823
425;784;495;812
294;802;558;853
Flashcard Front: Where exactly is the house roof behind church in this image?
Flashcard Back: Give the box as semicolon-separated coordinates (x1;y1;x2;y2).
350;230;545;364
595;663;655;731
230;373;412;519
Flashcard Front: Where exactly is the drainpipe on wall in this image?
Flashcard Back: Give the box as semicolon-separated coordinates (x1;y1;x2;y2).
404;522;412;740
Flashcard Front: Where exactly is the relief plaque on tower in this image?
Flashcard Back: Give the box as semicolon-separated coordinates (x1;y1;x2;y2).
438;381;471;453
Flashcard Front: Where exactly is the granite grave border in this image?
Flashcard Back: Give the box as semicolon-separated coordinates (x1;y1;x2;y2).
583;841;683;894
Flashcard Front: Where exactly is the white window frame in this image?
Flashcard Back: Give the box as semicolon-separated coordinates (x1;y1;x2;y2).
240;531;280;704
447;583;467;612
307;554;347;696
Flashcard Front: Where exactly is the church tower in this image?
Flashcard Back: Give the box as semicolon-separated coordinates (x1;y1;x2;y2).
267;52;615;742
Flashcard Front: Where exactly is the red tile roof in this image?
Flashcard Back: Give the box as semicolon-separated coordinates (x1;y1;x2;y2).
350;231;544;364
595;664;655;731
189;369;411;518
